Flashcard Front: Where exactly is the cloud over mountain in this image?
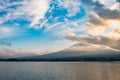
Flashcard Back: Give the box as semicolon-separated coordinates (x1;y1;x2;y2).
62;0;120;51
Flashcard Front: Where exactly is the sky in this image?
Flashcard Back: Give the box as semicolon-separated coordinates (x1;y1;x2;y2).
0;0;120;58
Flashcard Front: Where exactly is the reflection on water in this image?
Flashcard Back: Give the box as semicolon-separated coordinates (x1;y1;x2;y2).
0;62;120;80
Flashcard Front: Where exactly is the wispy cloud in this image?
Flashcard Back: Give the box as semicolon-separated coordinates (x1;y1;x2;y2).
0;41;12;47
0;0;50;27
41;0;86;36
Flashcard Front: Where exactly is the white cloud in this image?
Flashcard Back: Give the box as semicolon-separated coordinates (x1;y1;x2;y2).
99;0;117;8
1;0;120;52
22;0;50;27
58;0;81;17
0;26;13;38
0;27;12;34
0;26;23;39
0;0;50;39
0;0;50;27
110;2;120;10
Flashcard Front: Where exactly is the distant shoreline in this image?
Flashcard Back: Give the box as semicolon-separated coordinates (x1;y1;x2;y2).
0;59;120;62
0;61;120;62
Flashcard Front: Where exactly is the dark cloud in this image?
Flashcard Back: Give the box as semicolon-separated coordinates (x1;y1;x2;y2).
64;34;120;51
87;14;107;26
95;8;120;20
80;0;103;8
80;36;120;51
117;0;120;2
0;41;12;47
81;0;120;20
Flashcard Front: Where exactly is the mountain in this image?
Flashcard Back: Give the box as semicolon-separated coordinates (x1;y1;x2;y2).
13;43;120;61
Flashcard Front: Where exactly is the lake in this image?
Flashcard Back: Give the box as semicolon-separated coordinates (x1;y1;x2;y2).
0;62;120;80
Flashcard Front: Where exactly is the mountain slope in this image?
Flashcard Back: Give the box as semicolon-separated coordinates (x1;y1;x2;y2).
18;43;120;61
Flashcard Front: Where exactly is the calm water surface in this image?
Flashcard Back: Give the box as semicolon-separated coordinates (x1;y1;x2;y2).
0;62;120;80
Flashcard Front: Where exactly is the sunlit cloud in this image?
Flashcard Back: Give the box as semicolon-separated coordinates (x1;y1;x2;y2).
62;0;120;52
0;48;45;58
66;43;119;52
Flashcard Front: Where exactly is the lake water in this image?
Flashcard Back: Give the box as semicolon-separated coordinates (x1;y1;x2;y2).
0;62;120;80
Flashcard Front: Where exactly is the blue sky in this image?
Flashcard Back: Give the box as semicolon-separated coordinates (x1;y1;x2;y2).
0;0;120;57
